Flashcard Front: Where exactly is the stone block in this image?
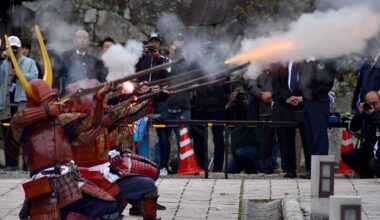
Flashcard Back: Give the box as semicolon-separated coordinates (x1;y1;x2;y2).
84;8;97;23
329;196;361;220
311;155;335;197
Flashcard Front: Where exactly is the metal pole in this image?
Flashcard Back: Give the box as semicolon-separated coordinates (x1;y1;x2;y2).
204;125;209;179
224;126;230;179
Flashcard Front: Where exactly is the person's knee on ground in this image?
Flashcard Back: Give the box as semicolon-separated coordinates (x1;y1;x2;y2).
116;176;161;217
228;156;243;173
341;149;374;177
233;147;260;173
60;193;119;220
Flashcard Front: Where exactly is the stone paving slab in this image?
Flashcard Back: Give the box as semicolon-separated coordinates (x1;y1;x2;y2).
0;178;378;219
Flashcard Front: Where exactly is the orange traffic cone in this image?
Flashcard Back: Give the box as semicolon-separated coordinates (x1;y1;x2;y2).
177;116;204;175
336;130;354;174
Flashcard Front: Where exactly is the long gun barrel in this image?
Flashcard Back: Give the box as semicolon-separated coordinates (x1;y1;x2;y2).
167;62;249;91
108;77;239;112
147;63;221;86
108;62;248;111
59;57;184;103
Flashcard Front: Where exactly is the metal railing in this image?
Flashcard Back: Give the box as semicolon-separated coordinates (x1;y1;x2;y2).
139;119;348;179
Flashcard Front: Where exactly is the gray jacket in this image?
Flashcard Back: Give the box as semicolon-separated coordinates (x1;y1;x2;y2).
249;71;273;117
0;56;38;114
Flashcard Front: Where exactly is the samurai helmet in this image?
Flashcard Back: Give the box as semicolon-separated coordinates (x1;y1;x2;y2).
29;79;57;104
64;79;100;112
5;25;53;103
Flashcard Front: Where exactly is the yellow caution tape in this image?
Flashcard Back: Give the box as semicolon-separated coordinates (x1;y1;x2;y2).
2;123;10;127
153;124;166;128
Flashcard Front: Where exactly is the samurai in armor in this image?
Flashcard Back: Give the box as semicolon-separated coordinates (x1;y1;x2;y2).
9;27;120;220
63;79;163;220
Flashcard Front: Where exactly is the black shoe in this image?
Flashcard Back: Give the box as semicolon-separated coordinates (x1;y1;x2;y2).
129;205;142;216
299;173;311;179
260;169;274;174
157;203;166;210
284;172;297;178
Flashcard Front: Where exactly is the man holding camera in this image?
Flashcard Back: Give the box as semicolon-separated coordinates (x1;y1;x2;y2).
136;33;169;82
342;91;380;178
135;33;170;173
226;82;261;173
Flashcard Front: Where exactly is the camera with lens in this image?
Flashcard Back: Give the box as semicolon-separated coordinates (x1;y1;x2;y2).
363;102;373;112
235;92;248;105
147;45;157;53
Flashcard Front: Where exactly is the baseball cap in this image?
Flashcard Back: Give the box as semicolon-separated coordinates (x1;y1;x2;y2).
147;33;162;43
8;36;21;48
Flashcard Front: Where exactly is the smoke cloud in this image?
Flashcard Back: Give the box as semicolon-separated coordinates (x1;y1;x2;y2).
234;3;380;79
34;0;84;55
156;13;237;77
102;40;143;81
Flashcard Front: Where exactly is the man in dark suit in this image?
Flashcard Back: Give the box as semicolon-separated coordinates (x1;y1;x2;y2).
60;29;106;91
300;59;336;156
272;62;309;178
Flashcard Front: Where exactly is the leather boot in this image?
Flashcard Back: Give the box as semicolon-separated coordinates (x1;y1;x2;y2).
141;189;160;220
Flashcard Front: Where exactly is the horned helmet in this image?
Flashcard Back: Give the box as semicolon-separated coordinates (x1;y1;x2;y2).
5;25;55;105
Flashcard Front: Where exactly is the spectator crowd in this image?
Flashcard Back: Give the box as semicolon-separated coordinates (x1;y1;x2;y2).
1;27;380;180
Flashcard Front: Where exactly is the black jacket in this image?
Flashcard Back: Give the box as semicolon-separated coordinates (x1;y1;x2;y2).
271;63;304;121
359;58;380;102
61;49;106;88
350;111;380;158
300;60;336;101
136;55;169;83
165;61;199;110
192;81;229;113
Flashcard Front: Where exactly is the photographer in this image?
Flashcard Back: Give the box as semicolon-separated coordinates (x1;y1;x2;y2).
136;33;169;82
342;91;380;178
226;82;261;174
135;33;170;173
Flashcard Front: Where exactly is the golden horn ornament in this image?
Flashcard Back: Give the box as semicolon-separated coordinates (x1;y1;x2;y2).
4;35;36;100
35;25;53;86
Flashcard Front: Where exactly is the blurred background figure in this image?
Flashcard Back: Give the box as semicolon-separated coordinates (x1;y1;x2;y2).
191;42;229;172
300;59;336;157
101;37;116;54
272;62;308;178
248;67;276;174
20;38;42;79
60;29;107;90
0;35;38;170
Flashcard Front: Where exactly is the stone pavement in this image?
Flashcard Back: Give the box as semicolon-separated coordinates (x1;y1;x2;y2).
0;178;379;219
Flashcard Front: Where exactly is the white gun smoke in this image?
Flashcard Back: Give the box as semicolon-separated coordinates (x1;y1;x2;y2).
102;40;143;81
230;3;380;79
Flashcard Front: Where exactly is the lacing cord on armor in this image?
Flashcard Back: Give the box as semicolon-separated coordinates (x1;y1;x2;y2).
31;161;85;187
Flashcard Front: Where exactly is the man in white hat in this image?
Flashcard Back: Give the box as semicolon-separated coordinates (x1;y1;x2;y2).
0;35;38;170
